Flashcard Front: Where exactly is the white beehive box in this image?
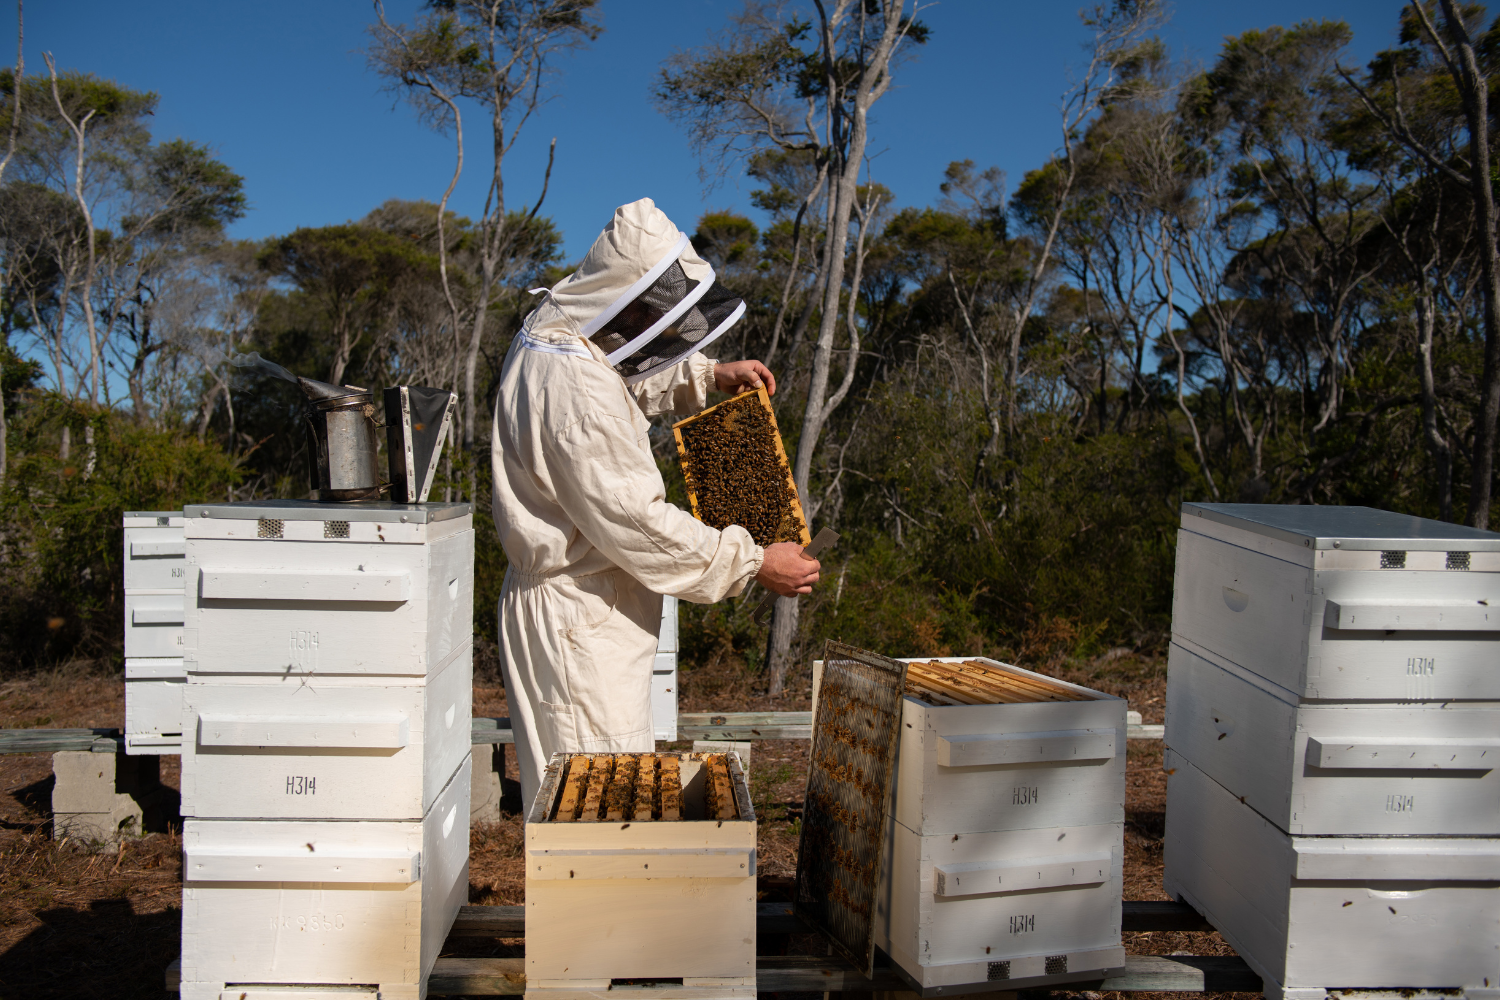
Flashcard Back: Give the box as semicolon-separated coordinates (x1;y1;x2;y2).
1174;503;1500;700
1167;639;1500;836
124;659;185;754
860;657;1126;994
653;595;678;741
179;753;470;1000
180;643;472;820
123;511;187;590
182;501;473;677
878;820;1124;993
525;751;756;997
1164;752;1500;997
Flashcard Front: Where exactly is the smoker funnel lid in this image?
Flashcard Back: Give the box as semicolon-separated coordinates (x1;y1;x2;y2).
298;377;370;404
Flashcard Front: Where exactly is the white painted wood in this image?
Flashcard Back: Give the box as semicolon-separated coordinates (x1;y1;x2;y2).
179;753;468;1000
934;849;1112;896
1163;752;1500;991
1173;526;1500;699
124;593;186;657
652;650;677;741
1306;736;1500;770
197;714;410;749
525;752;756;984
124;517;188;591
199;567;411;602
882;658;1125;837
180;644;471;820
936;729;1116;768
125;658;185;754
187;510;471;546
529;846;752;880
874;819;1124;990
1165;641;1500;835
184;530;473;676
658;594;678;652
1324;599;1500;631
184;849;420;882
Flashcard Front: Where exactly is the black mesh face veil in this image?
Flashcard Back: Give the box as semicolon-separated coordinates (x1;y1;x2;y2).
587;254;746;384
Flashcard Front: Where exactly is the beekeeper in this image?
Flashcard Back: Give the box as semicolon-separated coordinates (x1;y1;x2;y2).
492;197;820;808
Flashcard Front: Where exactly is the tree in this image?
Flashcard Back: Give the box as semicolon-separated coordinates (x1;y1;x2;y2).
657;0;928;694
1339;1;1500;525
368;0;601;485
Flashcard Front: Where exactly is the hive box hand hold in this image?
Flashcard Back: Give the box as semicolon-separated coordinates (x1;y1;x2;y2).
673;388;811;547
524;752;756;1000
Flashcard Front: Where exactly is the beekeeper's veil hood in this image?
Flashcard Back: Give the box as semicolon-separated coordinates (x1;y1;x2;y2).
537;198;746;384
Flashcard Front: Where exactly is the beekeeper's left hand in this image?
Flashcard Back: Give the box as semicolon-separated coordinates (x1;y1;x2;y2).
714;360;776;397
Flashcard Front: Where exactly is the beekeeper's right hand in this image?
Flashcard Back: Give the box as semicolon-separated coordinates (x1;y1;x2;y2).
757;542;821;597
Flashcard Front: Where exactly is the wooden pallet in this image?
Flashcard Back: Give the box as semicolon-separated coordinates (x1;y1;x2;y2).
672;387;811;547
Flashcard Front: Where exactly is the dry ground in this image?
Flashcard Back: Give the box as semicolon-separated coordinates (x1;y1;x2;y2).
0;653;1251;1000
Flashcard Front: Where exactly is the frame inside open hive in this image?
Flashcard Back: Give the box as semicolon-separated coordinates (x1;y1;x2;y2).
903;658;1100;705
673;387;812;547
541;752;749;823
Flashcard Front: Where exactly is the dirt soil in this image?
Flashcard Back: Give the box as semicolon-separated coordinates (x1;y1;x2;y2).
0;653;1252;1000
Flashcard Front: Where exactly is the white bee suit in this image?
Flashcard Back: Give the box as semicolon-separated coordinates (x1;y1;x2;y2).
491;198;763;808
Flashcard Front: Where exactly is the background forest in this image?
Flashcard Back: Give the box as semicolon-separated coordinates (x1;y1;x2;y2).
2;0;1497;699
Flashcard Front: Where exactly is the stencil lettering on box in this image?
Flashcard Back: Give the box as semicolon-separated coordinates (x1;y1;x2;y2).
270;913;344;931
1385;793;1415;813
1012;786;1039;805
286;775;316;795
1009;914;1035;934
289;630;318;669
171;566;184;579
1406;656;1436;675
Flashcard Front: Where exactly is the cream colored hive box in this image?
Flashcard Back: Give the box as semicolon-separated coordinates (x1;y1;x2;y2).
525;751;756;1000
858;657;1126;995
180;643;472;821
178;753;470;1000
123;511;187;590
123;513;188;753
1173;503;1500;700
1167;639;1499;836
182;500;474;677
1165;753;1500;1000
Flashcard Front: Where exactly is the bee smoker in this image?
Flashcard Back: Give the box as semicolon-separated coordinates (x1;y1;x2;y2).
301;377;382;501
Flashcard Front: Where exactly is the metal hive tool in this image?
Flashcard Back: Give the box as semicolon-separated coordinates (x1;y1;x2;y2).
795;641;908;977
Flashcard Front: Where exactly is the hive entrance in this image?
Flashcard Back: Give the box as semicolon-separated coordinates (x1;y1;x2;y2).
673;388;811;547
904;659;1098;705
545;752;741;823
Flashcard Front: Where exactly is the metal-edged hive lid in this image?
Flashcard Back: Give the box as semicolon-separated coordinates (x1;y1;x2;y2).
184;499;472;523
123;511;183;527
1182;503;1500;552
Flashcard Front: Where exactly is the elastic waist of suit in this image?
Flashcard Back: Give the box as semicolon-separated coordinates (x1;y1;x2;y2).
504;565;625;588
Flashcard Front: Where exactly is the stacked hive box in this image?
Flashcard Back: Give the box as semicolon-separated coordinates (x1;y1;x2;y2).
176;500;475;1000
1165;503;1500;1000
653;595;678;740
525;751;756;1000
123;512;188;753
866;656;1127;995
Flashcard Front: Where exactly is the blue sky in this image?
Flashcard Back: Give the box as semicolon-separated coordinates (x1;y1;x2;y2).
6;1;1410;260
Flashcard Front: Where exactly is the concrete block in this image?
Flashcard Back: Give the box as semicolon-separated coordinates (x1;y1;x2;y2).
52;750;174;846
470;743;519;822
692;740;751;771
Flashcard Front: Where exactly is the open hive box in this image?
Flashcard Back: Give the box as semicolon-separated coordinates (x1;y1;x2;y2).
524;752;757;998
812;655;1127;995
673;388;811;547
